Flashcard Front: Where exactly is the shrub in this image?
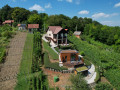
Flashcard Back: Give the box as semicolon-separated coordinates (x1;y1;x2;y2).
1;24;12;31
95;83;113;90
84;59;91;66
0;49;6;63
2;31;12;38
70;74;91;90
13;22;18;27
80;51;85;56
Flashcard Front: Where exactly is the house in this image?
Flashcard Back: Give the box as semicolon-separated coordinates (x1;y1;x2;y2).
46;26;68;47
59;50;84;67
59;50;88;73
73;31;81;38
28;24;39;33
18;24;26;30
2;20;14;26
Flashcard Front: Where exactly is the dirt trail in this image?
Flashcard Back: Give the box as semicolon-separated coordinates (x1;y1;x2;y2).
0;32;27;90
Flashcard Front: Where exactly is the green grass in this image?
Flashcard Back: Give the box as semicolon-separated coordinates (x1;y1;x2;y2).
15;33;33;90
42;40;59;60
44;51;67;70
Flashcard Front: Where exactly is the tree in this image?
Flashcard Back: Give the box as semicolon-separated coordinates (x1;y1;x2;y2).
31;10;38;14
28;14;43;28
95;83;113;90
12;7;30;22
0;4;12;22
70;74;91;90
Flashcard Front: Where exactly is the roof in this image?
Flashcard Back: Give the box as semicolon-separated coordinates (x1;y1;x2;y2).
18;24;26;27
48;26;63;34
73;31;81;35
60;50;78;53
76;66;88;72
3;20;14;24
28;24;39;29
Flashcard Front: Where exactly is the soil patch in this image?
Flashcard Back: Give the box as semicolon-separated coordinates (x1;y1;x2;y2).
42;68;72;90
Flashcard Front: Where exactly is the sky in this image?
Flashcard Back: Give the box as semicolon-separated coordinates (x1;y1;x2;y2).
0;0;120;26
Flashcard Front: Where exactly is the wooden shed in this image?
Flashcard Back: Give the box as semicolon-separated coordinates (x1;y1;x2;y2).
60;50;79;62
59;50;84;67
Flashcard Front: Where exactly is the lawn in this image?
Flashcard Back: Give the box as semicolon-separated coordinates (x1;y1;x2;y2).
15;33;33;90
42;40;59;60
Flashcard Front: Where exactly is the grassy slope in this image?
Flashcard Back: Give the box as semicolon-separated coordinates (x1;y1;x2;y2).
68;35;120;89
15;33;33;90
42;40;58;60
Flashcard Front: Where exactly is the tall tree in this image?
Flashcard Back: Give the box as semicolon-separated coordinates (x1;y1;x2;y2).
12;7;30;22
0;4;12;21
28;14;43;28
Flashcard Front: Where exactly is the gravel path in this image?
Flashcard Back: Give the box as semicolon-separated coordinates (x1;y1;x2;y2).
0;32;27;90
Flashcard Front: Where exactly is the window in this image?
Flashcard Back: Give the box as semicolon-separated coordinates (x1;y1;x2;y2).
49;34;51;36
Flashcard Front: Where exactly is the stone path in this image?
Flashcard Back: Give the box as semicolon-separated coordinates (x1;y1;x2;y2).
85;64;96;84
0;32;27;90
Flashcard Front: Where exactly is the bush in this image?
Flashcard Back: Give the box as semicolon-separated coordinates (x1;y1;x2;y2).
95;83;113;90
0;49;6;63
13;22;18;27
70;74;91;90
80;51;85;56
1;24;12;31
84;59;91;66
2;31;13;38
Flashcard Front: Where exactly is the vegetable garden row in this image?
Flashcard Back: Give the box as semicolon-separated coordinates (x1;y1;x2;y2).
68;35;120;90
29;32;48;90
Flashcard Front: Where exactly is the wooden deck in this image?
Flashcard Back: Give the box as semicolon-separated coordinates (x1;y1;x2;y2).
63;61;84;68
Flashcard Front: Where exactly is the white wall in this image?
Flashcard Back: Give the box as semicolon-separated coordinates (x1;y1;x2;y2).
46;29;53;39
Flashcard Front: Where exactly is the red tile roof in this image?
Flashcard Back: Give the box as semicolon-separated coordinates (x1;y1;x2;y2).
3;20;14;24
17;24;21;27
48;26;63;34
60;50;78;53
28;24;39;29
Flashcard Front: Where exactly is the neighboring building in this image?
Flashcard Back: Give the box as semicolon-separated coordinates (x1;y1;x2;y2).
28;24;39;33
18;24;26;30
59;50;88;73
2;20;14;26
73;31;81;38
46;26;68;47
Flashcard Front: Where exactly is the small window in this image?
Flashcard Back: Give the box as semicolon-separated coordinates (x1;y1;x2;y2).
49;34;51;36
